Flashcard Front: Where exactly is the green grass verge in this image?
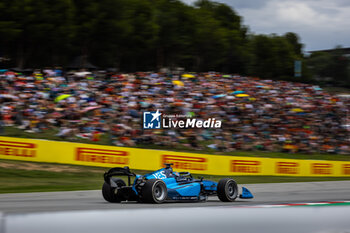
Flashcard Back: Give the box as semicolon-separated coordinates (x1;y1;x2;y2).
1;159;350;194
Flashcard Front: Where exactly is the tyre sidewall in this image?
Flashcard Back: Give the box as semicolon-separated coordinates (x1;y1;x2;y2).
224;179;238;201
217;178;238;202
142;179;167;203
152;180;167;203
102;178;126;203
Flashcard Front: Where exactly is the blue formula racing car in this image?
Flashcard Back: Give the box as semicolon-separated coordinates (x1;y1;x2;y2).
102;163;253;203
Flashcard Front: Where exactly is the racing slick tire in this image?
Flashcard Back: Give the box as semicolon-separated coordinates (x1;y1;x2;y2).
141;179;167;203
102;178;126;203
217;178;238;202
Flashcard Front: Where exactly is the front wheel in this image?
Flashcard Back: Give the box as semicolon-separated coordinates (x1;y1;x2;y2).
102;178;126;203
141;179;167;203
217;178;238;202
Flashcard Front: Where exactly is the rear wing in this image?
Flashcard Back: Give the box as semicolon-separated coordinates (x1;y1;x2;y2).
104;167;136;186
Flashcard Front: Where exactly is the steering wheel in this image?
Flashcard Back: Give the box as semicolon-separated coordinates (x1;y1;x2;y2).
178;172;192;178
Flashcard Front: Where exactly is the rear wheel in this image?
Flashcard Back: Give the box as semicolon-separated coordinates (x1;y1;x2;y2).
102;178;126;203
141;179;167;203
217;178;238;202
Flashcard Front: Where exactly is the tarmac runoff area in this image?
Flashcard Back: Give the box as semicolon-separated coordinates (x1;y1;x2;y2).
0;180;350;214
1;181;350;233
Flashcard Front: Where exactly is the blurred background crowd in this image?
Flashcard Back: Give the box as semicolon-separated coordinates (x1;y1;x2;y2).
0;69;349;154
1;0;349;88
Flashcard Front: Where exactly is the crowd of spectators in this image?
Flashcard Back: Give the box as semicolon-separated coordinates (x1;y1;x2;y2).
0;69;349;154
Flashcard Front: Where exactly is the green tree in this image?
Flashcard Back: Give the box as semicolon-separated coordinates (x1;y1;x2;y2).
118;0;159;71
284;32;303;57
0;0;307;78
330;46;349;85
306;46;350;86
153;0;195;70
0;0;75;68
193;0;247;72
248;34;303;80
87;0;130;68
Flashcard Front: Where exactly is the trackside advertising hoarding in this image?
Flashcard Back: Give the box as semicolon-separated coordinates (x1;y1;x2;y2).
0;136;350;177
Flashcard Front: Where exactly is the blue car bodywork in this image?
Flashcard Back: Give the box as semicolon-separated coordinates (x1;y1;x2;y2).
103;163;253;203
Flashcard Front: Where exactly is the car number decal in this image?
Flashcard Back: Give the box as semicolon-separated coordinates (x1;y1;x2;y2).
152;170;167;179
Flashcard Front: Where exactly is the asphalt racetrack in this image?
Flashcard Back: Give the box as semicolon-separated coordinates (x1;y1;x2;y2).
1;181;350;214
